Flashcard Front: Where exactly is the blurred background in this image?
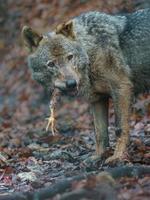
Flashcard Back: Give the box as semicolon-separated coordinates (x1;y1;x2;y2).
0;0;150;147
0;0;150;196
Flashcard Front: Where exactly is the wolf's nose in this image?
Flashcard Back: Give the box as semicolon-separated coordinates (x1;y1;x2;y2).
66;79;77;89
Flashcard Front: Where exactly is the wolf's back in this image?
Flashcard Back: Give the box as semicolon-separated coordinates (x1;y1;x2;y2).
119;9;150;93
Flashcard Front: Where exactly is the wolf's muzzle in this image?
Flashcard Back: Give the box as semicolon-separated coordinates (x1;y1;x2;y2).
54;79;78;96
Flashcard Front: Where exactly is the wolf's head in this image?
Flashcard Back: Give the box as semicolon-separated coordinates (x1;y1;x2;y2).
22;21;90;96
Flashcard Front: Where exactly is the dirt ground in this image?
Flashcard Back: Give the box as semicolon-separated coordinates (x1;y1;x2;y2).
0;1;150;199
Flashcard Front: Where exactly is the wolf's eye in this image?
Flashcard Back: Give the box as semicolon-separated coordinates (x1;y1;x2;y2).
67;54;73;61
46;60;55;68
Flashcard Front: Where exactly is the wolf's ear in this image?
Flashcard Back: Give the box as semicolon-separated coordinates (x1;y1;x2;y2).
21;26;43;52
55;20;75;39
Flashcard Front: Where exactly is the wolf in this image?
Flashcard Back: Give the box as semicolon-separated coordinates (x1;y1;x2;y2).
22;8;150;163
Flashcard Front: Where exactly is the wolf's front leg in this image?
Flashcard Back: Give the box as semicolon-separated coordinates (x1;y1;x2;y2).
92;97;109;156
106;81;133;163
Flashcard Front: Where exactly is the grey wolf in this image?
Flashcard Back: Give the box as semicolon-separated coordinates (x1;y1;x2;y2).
22;8;150;162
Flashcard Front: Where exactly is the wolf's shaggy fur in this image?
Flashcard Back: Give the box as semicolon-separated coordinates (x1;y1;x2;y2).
22;8;150;162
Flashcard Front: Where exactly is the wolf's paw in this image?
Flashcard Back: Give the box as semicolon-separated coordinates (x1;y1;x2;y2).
83;154;104;170
105;154;122;164
105;151;129;165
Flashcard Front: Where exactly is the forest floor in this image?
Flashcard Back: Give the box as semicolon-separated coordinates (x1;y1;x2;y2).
0;1;150;199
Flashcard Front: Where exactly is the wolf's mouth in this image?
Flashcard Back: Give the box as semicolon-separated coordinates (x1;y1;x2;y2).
54;80;78;96
66;88;78;96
